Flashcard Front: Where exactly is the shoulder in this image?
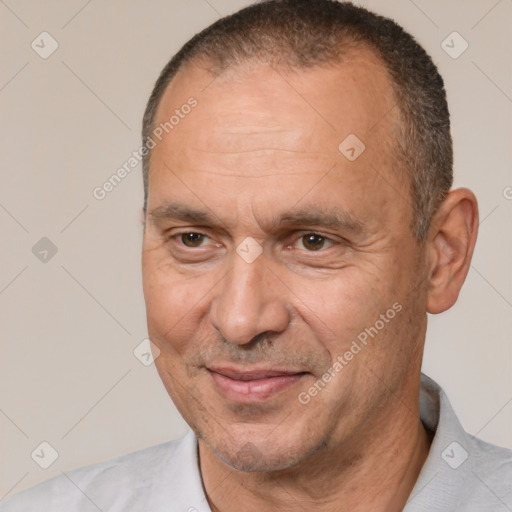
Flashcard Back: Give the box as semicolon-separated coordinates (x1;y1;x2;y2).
461;436;512;509
0;436;189;512
411;374;512;511
469;434;512;470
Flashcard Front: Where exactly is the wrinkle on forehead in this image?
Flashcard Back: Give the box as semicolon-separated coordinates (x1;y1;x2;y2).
176;170;325;178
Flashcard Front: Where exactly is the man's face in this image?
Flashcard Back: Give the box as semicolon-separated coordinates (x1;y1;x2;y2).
142;50;429;472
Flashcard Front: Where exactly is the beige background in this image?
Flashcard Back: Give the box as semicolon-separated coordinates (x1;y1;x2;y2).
1;0;511;498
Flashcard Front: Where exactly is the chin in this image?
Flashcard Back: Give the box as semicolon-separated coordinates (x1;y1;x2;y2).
214;444;305;473
201;424;326;473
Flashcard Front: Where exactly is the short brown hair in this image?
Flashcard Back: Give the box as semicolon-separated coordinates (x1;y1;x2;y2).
142;0;453;241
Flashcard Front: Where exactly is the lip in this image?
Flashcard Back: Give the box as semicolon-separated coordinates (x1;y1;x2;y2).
208;366;308;403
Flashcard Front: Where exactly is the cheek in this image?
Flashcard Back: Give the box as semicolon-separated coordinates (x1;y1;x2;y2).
293;268;390;341
142;250;209;354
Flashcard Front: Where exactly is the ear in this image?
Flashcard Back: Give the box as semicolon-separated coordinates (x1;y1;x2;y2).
426;188;479;314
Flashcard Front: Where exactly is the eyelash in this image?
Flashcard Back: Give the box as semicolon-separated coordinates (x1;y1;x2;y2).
168;231;336;252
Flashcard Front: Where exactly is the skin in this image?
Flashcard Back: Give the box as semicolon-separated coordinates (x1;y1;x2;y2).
141;47;478;512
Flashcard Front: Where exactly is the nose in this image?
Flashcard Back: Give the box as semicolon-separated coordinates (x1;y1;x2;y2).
208;249;290;346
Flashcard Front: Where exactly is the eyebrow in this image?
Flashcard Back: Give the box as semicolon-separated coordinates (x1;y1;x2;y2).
148;201;364;235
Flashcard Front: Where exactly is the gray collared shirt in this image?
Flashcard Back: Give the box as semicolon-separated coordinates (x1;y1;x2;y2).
1;374;511;511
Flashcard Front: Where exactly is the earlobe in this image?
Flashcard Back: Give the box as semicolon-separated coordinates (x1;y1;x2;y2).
426;188;479;314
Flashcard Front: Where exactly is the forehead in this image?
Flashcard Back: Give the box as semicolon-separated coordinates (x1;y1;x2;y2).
147;49;411;235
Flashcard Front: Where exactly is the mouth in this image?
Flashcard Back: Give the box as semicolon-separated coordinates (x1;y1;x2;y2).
207;366;309;403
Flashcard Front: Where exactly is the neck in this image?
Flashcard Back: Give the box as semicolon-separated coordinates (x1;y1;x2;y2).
199;383;432;512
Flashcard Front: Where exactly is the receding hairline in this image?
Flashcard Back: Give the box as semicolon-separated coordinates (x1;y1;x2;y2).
150;39;400;134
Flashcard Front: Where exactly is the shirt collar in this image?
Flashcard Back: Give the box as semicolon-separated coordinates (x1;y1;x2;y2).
404;373;471;511
145;429;212;512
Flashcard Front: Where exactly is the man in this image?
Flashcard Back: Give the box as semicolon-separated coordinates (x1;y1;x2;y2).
2;1;510;510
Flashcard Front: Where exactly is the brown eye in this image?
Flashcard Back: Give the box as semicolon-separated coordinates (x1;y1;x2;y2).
301;233;327;251
181;233;206;247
